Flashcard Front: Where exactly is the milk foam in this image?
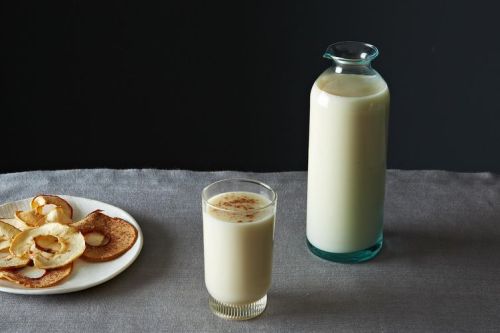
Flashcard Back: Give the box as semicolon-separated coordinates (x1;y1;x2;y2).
207;191;272;223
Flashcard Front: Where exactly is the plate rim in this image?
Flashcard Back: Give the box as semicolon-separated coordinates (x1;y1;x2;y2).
0;195;144;295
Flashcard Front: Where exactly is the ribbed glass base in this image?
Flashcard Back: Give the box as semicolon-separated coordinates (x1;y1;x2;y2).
307;234;383;263
208;294;267;320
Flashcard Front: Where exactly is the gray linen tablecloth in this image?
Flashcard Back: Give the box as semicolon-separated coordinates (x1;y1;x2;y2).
0;169;499;332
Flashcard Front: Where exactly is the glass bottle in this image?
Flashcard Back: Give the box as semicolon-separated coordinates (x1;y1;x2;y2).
306;41;390;263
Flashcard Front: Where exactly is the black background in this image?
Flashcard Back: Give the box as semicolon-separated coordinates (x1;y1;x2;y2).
1;1;499;173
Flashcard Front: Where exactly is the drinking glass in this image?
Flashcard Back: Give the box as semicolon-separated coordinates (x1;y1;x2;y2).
202;179;277;320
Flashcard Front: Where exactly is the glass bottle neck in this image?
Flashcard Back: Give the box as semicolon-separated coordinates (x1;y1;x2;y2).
332;61;376;76
324;41;379;76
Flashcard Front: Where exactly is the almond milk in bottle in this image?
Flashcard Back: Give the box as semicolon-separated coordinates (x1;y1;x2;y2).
307;41;390;263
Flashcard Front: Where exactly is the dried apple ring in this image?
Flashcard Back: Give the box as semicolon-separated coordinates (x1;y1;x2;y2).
72;210;137;262
0;221;20;251
31;195;73;219
0;218;30;231
0;263;73;288
15;210;44;227
10;223;85;269
0;221;29;269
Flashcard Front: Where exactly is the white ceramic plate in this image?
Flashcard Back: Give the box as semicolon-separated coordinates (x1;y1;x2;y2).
0;195;143;295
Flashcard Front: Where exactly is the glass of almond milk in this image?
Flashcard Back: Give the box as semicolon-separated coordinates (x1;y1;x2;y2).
202;179;277;320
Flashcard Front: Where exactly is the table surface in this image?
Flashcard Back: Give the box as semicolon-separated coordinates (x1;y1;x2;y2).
0;169;499;333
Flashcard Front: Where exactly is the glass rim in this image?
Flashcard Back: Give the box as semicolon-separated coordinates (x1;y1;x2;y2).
324;41;379;64
202;178;277;213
